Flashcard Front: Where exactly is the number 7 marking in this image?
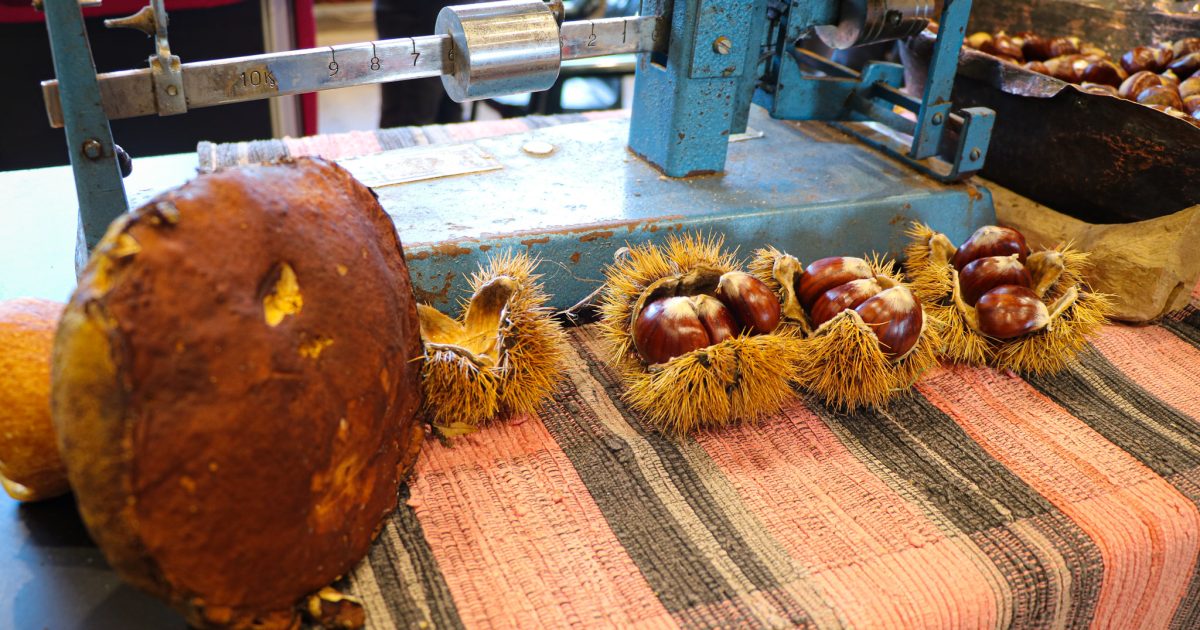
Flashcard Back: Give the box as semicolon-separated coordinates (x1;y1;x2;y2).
410;38;421;66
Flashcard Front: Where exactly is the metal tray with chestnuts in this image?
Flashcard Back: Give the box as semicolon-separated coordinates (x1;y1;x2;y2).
905;223;1112;374
748;249;940;410
597;234;802;434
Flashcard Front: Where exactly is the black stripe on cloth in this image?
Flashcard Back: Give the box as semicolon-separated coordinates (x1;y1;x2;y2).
1023;348;1200;629
811;392;1103;630
569;332;815;627
1162;309;1200;349
365;483;465;630
538;371;770;628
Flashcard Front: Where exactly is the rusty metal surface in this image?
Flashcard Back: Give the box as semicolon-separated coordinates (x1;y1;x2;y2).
903;33;1200;223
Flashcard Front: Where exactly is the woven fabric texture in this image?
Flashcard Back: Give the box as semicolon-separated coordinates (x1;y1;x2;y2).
200;119;1200;629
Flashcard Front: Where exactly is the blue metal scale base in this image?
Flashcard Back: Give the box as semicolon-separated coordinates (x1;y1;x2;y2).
382;107;995;311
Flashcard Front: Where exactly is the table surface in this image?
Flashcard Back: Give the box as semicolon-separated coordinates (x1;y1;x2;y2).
0;154;197;628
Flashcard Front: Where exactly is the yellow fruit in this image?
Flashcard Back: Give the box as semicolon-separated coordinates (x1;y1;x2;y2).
0;298;68;502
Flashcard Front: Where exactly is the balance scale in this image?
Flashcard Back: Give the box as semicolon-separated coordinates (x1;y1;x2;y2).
38;0;996;310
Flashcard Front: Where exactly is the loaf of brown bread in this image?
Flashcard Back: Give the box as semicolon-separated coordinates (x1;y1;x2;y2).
51;158;424;628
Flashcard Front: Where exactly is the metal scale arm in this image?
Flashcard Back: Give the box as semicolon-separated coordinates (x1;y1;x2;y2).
38;0;667;259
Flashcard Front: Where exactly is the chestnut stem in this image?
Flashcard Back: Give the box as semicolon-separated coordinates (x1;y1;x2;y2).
1046;285;1080;326
929;233;957;266
771;253;809;328
424;342;496;368
1027;251;1065;298
951;268;982;332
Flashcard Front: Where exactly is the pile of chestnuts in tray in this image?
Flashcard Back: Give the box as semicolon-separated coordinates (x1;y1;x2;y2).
963;31;1200;126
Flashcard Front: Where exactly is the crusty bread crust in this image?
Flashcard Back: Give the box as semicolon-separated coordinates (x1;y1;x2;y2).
52;158;424;628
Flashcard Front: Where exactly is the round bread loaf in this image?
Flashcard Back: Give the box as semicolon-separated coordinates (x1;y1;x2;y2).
51;158;424;628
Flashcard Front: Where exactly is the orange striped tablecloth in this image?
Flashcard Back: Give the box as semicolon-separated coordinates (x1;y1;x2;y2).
344;286;1200;629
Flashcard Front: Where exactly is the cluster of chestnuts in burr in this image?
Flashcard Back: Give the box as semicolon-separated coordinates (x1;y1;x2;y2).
633;271;780;364
943;226;1054;340
964;32;1200;125
795;256;923;360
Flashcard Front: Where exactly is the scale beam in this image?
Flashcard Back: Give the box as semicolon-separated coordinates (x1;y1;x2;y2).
41;15;663;129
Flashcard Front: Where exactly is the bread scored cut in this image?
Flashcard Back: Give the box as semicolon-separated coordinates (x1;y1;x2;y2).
51;158;424;628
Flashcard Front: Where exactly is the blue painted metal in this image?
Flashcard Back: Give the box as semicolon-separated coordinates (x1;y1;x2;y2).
42;0;129;264
627;0;761;177
373;111;995;313
910;0;973;159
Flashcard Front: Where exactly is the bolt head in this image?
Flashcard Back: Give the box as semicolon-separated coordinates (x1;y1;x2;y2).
166;84;178;96
713;36;733;55
931;112;945;125
82;139;103;160
969;147;982;161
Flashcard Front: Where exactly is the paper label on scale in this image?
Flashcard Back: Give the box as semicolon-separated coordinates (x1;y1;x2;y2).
337;144;502;188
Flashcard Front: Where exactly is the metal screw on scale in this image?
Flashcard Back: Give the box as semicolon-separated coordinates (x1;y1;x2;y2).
713;36;733;55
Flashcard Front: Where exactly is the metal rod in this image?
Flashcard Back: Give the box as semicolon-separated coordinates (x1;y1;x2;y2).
41;15;661;128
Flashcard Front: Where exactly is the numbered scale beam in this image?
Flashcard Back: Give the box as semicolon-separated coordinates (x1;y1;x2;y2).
41;15;662;128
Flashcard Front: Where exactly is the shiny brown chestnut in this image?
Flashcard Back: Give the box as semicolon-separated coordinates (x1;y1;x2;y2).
992;34;1024;61
855;285;924;360
958;255;1033;305
715;271;781;334
1079;82;1119;97
797;256;874;310
1181;76;1200;99
1048;37;1080;58
810;277;883;327
1137;85;1185;111
1080;59;1127;87
1080;43;1109;59
966;32;994;52
1121;46;1173;74
1174;38;1200;59
1021;34;1053;61
975;285;1050;340
1184;94;1200;116
1023;60;1050;75
1119;70;1165;99
950;225;1030;270
1168;52;1200;80
634;295;736;364
1045;55;1087;82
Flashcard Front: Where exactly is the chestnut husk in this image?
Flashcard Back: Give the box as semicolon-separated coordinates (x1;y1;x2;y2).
417;252;568;431
905;223;1112;374
597;234;800;434
749;249;940;410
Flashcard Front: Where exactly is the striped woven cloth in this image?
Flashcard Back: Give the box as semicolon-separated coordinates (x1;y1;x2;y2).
340;286;1200;629
200;118;1200;628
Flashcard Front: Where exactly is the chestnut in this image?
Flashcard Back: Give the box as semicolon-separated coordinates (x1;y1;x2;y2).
1022;35;1053;61
633;294;743;365
855;285;924;360
992;34;1024;61
1045;55;1087;82
797;256;873;310
1168;52;1200;80
1048;37;1080;58
1080;59;1127;87
1080;44;1110;60
1137;85;1184;111
958;254;1033;306
810;277;883;327
715;271;781;334
1023;60;1051;75
1180;76;1200;99
1161;69;1181;88
1119;70;1164;100
975;285;1050;340
950;225;1030;270
1122;46;1172;74
1079;82;1119;97
966;32;995;52
1185;94;1200;116
1174;38;1200;59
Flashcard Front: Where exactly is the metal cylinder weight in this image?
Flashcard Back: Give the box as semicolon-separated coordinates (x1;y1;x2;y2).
436;0;562;103
815;0;933;49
